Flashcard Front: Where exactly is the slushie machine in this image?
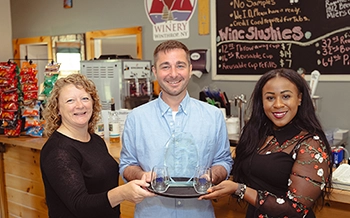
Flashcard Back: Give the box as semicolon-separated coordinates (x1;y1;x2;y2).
80;59;152;110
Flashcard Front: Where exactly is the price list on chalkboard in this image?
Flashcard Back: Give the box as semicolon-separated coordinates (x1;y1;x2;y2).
214;0;350;76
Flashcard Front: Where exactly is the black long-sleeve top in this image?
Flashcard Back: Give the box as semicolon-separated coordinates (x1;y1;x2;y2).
242;123;331;217
40;131;120;218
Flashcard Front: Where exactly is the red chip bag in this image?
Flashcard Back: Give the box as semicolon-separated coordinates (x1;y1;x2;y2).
1;102;19;111
4;119;22;137
1;92;18;102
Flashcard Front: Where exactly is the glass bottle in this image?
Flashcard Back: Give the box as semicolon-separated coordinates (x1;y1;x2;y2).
95;112;104;138
108;98;120;143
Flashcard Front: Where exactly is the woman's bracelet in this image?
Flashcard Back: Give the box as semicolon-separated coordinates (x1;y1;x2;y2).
234;183;247;200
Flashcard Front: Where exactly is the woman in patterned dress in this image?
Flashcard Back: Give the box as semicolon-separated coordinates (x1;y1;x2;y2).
199;68;332;218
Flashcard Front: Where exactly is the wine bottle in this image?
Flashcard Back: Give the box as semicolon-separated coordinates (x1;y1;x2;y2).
108;98;120;143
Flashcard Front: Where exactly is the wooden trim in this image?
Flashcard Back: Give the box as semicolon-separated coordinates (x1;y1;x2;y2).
85;26;143;60
198;0;210;35
56;41;81;48
12;36;53;61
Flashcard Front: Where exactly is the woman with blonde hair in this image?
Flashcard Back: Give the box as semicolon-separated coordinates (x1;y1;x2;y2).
40;73;154;218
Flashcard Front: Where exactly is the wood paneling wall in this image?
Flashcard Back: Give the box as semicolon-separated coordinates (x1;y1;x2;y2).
3;145;47;217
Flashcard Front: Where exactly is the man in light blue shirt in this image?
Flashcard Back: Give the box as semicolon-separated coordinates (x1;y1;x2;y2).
119;40;233;218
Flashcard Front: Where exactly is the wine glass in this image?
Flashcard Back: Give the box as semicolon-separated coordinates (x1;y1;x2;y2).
151;166;170;193
193;166;212;194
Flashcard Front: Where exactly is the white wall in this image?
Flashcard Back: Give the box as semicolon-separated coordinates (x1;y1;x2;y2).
0;0;12;60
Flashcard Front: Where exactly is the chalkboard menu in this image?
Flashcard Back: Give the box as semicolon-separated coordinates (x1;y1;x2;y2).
212;0;350;78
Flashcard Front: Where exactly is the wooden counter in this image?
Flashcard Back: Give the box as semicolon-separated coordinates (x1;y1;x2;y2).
0;135;47;150
0;135;48;218
0;135;349;218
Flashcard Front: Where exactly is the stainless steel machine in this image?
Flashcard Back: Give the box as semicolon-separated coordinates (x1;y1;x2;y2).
80;59;152;110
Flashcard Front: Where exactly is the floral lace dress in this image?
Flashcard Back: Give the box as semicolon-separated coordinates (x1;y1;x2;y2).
241;123;331;218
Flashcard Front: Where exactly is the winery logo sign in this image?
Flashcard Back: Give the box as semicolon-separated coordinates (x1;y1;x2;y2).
145;0;197;41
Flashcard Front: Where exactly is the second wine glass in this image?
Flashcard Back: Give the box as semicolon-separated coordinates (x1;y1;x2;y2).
193;166;212;194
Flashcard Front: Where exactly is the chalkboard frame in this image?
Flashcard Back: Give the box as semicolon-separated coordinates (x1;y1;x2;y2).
210;0;350;81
